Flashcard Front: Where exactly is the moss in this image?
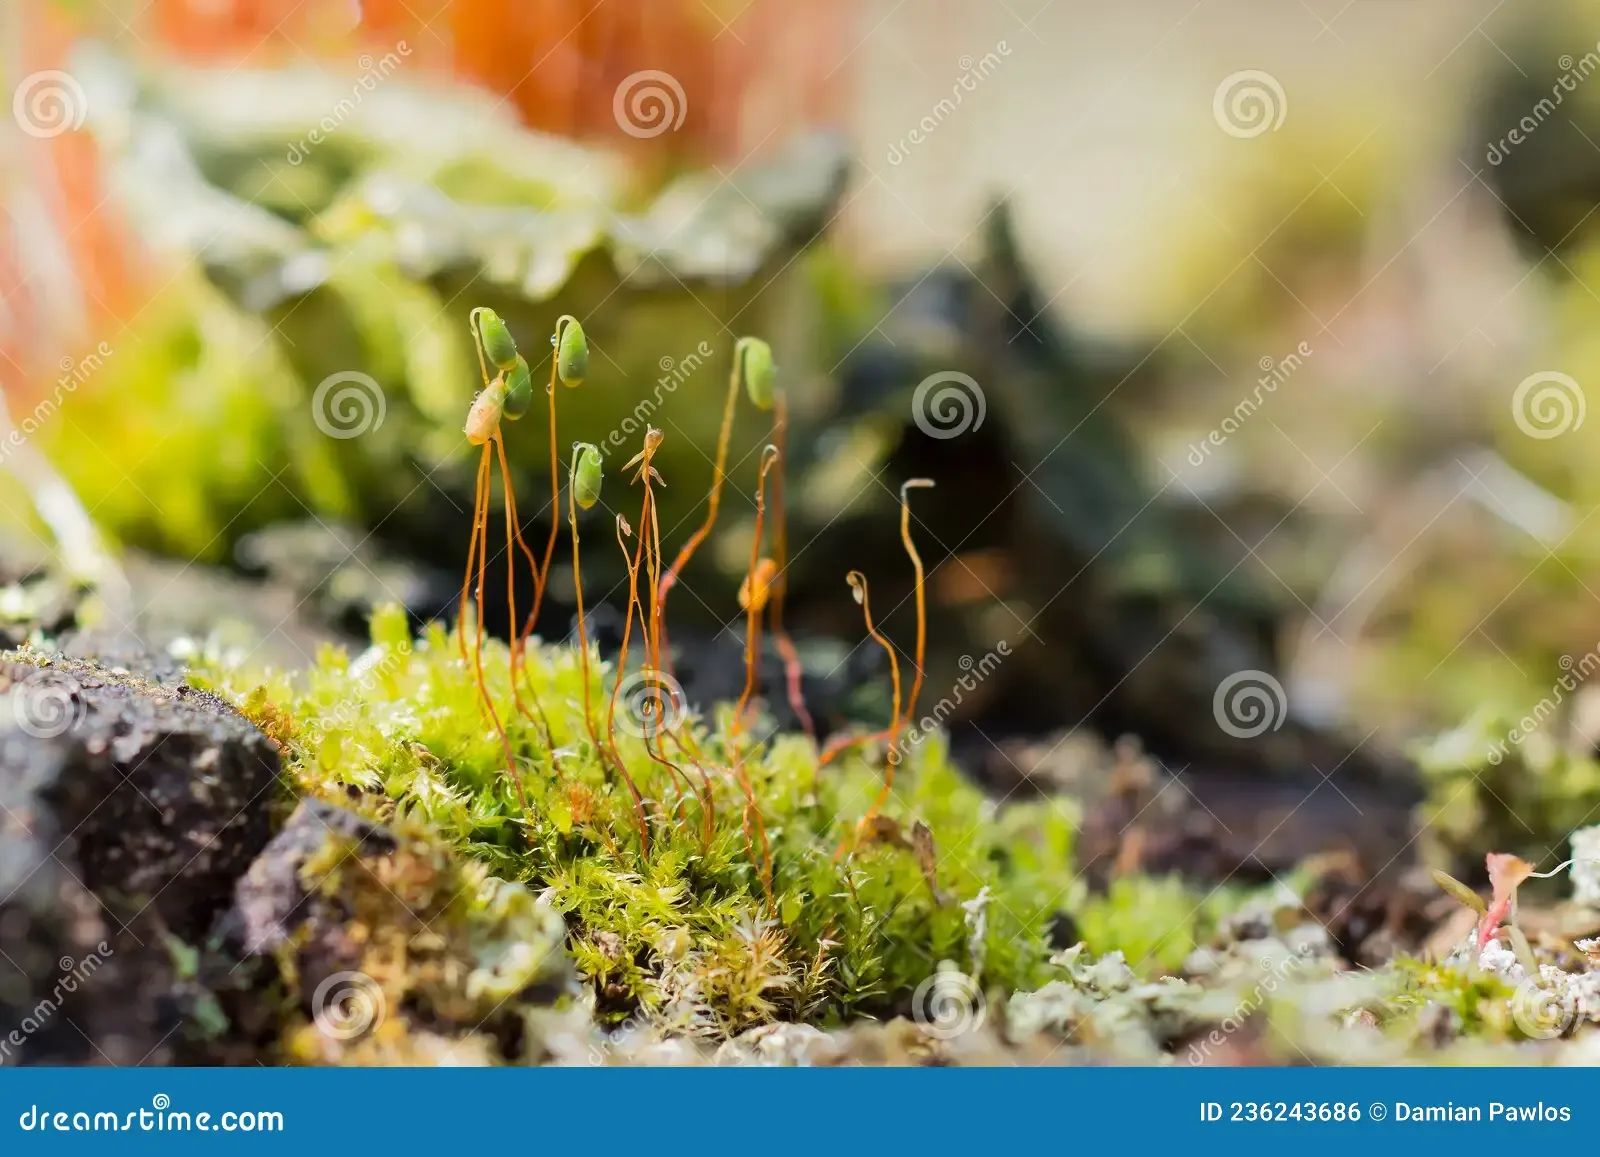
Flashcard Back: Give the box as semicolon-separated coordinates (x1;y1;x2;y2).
197;608;1079;1037
276;812;572;1065
1076;875;1222;977
1414;710;1600;882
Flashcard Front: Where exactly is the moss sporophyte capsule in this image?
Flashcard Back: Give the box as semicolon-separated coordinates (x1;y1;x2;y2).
739;337;776;410
556;318;588;386
476;309;519;371
503;356;534;420
463;380;506;445
739;556;778;613
573;443;603;509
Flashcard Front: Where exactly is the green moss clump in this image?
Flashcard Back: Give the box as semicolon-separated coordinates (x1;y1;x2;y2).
202;606;1078;1036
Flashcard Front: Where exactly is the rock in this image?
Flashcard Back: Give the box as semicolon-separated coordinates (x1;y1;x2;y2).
220;799;575;1066
0;650;279;1064
222;798;396;956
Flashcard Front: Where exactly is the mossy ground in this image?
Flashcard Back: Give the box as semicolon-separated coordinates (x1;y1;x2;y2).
159;569;1600;1061
187;600;1304;1041
16;594;1600;1062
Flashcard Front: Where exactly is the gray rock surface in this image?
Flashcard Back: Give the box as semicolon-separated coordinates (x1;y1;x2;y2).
0;652;279;1064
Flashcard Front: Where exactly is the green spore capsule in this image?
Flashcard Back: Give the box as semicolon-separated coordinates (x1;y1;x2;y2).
476;308;519;371
739;337;775;410
572;443;603;509
556;318;588;386
503;355;534;420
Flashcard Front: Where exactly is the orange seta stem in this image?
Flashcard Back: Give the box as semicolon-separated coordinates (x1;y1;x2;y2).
470;441;528;819
730;445;781;907
498;434;560;774
733;445;782;733
767;389;814;741
655;346;742;669
605;512;651;855
569;456;603;758
458;445;489;661
630;430;710;837
523;351;562;646
830;480;934;857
